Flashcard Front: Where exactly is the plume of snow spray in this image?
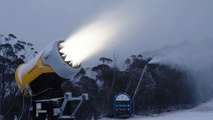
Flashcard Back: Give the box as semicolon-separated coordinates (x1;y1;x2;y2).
58;6;129;67
146;39;213;101
58;1;144;67
59;19;122;67
58;0;213;102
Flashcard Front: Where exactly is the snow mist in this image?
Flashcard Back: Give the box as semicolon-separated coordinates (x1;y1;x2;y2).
61;0;213;102
147;39;213;102
59;19;123;67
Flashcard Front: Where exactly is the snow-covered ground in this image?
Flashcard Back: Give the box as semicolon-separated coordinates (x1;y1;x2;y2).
1;100;213;120
102;99;213;120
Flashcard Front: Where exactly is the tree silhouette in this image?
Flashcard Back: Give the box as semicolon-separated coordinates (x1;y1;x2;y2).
13;43;25;53
99;57;113;64
0;34;35;115
8;34;17;39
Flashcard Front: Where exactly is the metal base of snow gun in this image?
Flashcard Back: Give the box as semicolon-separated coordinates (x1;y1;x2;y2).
31;92;88;120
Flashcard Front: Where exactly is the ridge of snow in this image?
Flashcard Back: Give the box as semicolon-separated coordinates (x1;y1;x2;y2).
102;99;213;120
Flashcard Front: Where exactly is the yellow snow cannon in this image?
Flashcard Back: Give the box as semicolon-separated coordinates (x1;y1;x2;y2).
15;40;81;95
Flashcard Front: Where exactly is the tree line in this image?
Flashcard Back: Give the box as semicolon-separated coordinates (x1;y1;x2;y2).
0;33;197;120
0;33;37;119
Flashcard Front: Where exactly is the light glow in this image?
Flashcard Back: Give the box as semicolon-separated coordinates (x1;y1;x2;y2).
59;19;122;67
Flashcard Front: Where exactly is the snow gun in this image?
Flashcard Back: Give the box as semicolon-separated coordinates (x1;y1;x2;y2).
15;40;88;120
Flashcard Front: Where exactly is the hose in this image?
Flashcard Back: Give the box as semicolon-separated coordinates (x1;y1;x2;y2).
18;92;25;120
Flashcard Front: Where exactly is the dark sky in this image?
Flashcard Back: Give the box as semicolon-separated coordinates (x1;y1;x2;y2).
1;0;213;67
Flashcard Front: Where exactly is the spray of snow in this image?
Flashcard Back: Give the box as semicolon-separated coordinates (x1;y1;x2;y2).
148;56;165;64
58;0;145;67
57;0;213;101
58;12;125;67
144;39;213;101
57;0;213;103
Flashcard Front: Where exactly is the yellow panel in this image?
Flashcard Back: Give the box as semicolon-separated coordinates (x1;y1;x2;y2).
15;55;54;90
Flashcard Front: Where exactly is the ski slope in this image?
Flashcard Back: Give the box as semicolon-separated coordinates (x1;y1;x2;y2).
102;99;213;120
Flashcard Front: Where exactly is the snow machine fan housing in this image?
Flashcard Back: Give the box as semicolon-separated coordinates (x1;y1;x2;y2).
15;40;81;93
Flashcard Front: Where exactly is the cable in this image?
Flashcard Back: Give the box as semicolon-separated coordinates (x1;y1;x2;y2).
27;95;32;120
18;87;33;120
32;88;56;98
18;92;25;120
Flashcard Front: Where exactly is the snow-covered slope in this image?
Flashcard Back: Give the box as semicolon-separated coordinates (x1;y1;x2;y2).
102;99;213;120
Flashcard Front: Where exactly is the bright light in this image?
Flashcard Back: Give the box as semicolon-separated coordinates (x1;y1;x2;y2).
59;19;122;67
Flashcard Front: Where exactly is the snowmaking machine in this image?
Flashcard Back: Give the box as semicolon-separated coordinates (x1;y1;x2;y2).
15;41;88;120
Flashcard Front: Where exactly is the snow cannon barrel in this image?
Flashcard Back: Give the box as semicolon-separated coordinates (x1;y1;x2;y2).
15;40;81;94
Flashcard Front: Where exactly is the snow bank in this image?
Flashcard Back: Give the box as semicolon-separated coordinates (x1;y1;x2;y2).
102;99;213;120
